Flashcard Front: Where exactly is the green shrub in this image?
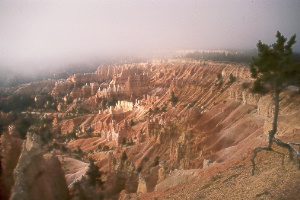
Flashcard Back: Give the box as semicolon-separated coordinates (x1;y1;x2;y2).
161;103;168;112
122;137;127;146
121;151;128;162
241;82;249;89
130;119;136;126
103;145;109;151
229;74;236;83
154;107;160;113
170;91;178;103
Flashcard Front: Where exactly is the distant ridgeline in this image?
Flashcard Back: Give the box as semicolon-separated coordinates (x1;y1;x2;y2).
0;64;98;87
186;50;300;64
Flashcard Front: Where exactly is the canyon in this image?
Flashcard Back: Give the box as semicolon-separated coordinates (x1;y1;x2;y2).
1;59;300;199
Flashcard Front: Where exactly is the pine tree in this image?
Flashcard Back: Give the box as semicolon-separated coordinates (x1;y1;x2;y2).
250;31;300;175
86;159;103;188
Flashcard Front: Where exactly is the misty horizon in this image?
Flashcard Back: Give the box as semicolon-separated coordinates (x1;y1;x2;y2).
1;0;300;74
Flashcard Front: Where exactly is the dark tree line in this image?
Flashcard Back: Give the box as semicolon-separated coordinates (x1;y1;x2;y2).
0;94;34;113
0;93;58;113
186;50;257;64
186;49;300;65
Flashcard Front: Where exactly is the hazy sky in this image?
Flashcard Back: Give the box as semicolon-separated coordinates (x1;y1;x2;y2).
0;0;300;72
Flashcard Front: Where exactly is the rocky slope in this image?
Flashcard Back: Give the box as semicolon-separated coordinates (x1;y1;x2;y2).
56;60;299;199
1;59;300;199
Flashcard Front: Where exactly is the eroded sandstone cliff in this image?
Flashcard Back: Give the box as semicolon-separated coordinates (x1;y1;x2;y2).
2;59;300;199
10;131;70;200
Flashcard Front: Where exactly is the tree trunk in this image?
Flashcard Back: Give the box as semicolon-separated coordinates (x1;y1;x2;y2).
268;86;280;148
251;85;300;175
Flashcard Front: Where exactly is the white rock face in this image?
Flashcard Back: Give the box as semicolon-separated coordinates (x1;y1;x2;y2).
57;156;89;189
137;174;148;193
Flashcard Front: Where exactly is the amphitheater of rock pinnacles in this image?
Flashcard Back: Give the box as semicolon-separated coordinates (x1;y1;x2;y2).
1;60;300;199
